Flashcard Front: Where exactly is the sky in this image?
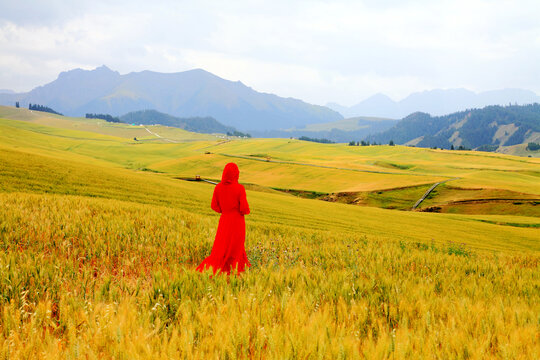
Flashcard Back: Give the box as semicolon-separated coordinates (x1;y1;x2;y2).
1;0;539;106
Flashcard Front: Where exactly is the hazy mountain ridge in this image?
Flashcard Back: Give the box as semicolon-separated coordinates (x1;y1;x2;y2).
251;116;399;142
0;66;343;131
120;109;235;134
329;89;540;119
366;104;540;150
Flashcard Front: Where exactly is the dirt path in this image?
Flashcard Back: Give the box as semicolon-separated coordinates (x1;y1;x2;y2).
199;139;232;150
143;127;178;143
411;178;459;210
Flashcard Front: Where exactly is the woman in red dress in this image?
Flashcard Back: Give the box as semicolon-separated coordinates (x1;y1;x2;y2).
196;163;251;275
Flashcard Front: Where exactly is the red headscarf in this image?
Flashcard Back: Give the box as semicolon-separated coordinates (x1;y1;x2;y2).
221;162;239;184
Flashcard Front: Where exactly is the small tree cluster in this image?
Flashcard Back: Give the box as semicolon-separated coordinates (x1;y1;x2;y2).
15;101;19;108
449;144;473;151
527;142;540;151
348;140;389;146
298;136;334;144
28;103;63;115
476;144;499;152
86;113;122;123
227;130;252;138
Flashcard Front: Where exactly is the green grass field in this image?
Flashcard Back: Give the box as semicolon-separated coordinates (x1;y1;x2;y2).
0;106;539;358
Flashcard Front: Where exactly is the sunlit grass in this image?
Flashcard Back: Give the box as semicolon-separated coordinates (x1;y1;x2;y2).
0;193;538;358
0;110;539;358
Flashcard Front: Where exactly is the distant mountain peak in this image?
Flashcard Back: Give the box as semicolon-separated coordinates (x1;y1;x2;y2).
58;65;119;80
328;88;540;119
58;68;84;78
369;93;394;100
95;64;117;73
0;66;342;131
188;68;212;74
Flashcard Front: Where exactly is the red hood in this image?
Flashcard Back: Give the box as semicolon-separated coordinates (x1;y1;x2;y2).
221;163;239;184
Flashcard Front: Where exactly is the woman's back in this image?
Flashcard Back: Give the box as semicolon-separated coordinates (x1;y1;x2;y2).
212;182;250;215
211;163;250;215
196;162;251;274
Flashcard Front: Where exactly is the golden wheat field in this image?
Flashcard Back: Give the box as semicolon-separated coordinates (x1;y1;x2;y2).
0;107;539;359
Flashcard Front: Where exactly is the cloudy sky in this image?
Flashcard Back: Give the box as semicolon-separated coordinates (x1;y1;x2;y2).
1;0;539;105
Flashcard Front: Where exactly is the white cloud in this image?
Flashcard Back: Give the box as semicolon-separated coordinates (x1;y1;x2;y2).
0;0;539;104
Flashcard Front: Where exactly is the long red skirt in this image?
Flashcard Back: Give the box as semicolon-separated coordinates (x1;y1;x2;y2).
196;212;250;275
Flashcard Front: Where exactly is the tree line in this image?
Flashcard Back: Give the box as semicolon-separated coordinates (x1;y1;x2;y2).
227;130;252;138
299;136;335;144
348;140;393;146
86;113;122;123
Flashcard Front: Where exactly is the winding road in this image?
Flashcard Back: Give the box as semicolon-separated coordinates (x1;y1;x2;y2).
411;178;460;210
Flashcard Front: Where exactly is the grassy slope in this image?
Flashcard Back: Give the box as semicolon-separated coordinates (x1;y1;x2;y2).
498;142;540;158
186;138;540;192
420;184;540;216
2;106;539;214
2;144;538;252
2;105;539;195
1;109;539;358
2;192;538;359
0;111;538;253
0;106;217;142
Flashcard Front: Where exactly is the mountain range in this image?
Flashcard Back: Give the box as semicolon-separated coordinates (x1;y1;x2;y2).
366;104;540;150
0;66;342;131
2;65;539;140
328;89;540;119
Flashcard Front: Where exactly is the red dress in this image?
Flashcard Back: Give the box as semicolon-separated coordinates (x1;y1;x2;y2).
196;163;251;274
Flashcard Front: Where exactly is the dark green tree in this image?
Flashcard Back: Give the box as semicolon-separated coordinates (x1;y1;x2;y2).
298;136;334;144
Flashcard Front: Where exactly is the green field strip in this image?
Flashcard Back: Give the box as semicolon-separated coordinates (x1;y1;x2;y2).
218;152;434;176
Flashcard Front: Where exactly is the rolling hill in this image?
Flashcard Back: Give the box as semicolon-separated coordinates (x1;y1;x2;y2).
120;109;236;134
0;65;342;131
1;104;539;246
366;104;540;152
2;105;539;214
